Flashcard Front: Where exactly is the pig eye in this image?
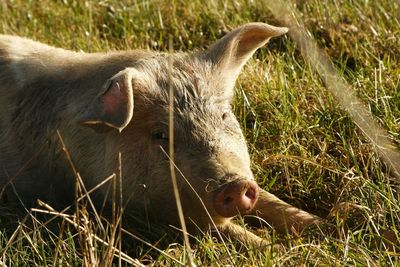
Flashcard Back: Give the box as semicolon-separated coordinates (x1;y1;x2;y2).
152;131;168;141
222;112;229;120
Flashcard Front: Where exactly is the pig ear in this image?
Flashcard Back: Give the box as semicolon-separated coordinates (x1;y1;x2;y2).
79;68;139;132
203;23;288;96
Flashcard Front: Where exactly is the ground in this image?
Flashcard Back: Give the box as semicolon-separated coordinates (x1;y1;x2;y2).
0;0;399;266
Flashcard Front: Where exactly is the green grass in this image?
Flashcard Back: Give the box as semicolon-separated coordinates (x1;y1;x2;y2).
1;0;399;266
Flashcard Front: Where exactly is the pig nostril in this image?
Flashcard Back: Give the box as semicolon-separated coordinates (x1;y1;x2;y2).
245;188;256;200
224;196;233;205
214;180;259;218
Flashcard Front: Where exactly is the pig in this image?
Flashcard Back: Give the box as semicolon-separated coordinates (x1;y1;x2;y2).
0;23;321;247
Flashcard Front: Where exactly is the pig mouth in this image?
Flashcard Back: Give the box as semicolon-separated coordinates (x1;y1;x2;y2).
213;178;259;218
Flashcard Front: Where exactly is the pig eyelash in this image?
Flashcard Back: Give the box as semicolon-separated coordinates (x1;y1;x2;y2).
152;131;168;141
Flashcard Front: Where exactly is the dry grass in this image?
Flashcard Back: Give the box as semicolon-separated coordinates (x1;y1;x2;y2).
1;0;399;266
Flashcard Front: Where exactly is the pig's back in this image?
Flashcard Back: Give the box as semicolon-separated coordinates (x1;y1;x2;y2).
0;35;84;88
0;35;153;91
0;35;153;201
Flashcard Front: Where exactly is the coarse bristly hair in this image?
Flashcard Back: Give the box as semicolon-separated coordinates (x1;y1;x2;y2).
0;24;323;248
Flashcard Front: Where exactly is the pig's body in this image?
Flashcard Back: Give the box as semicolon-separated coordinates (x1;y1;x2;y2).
0;37;149;209
0;24;321;245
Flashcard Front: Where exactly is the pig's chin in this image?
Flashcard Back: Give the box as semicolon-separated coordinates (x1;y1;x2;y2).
213;179;259;218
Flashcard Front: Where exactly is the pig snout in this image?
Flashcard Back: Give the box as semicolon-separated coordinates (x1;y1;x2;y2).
213;179;259;218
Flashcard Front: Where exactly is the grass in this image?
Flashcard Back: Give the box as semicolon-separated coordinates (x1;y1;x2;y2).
1;0;400;265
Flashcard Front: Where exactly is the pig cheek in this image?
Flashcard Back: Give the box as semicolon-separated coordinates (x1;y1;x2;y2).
175;169;215;219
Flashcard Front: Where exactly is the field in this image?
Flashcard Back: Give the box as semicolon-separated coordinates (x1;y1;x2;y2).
0;0;399;266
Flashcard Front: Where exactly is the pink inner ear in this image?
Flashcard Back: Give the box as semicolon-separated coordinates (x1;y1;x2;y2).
102;92;119;114
80;68;135;131
236;32;269;57
101;81;127;115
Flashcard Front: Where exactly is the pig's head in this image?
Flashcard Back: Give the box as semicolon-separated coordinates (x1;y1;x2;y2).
80;23;288;228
